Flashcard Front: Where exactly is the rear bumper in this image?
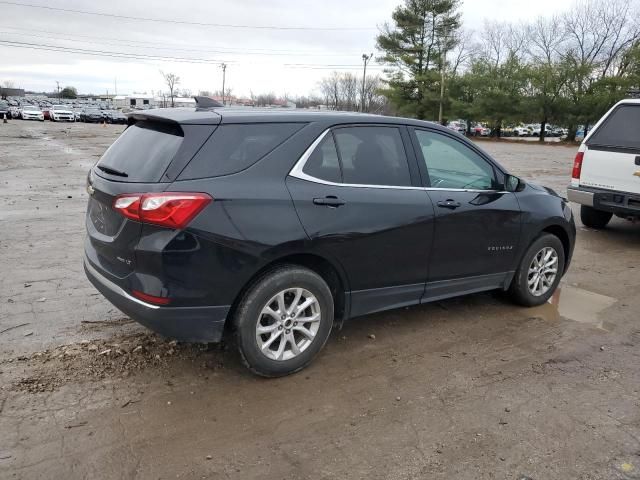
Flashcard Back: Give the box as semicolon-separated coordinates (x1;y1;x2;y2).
84;257;229;343
568;185;640;216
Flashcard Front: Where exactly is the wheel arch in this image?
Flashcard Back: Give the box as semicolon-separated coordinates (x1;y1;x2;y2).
509;221;573;291
225;252;349;334
541;224;571;269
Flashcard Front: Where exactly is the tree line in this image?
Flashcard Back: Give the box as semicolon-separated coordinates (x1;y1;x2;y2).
373;0;640;140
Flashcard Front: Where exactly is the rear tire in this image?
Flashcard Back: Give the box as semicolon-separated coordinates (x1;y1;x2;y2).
580;205;612;229
234;266;334;377
509;233;565;307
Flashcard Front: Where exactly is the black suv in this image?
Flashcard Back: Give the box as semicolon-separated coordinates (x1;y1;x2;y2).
84;106;576;376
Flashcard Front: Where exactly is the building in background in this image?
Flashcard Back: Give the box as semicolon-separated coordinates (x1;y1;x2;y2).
113;93;155;109
0;87;25;99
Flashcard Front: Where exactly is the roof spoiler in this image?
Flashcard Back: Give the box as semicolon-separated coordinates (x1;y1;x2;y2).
194;96;224;110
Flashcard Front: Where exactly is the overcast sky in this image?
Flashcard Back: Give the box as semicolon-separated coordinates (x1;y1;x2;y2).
0;0;574;98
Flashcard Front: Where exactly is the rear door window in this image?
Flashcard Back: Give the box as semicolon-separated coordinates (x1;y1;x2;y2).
588;105;640;150
96;121;183;182
333;126;411;186
302;133;342;183
179;123;305;179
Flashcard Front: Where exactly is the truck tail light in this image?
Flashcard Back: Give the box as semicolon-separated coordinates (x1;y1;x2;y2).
113;192;212;229
572;152;584;180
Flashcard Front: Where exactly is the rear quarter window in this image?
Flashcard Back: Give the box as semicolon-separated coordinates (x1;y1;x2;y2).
588;104;640;150
178;123;305;179
96;121;183;182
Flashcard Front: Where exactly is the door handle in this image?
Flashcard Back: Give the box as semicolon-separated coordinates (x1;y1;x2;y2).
313;196;345;207
635;156;640;166
437;199;461;209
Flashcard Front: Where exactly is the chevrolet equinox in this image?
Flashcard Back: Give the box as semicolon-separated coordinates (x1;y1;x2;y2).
84;102;576;377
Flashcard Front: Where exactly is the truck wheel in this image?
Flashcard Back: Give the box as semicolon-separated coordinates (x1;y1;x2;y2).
580;205;612;229
234;265;334;377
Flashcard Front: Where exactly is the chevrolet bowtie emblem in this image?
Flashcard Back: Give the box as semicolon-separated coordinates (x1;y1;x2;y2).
634;171;640;178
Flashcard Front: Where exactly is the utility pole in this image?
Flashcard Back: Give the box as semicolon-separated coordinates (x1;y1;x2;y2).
438;31;448;125
56;81;60;99
361;53;373;112
220;63;227;105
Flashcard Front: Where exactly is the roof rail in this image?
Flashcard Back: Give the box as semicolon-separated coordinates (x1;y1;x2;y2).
193;96;224;110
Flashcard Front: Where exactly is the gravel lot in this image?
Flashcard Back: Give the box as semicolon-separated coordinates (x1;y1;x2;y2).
1;120;639;479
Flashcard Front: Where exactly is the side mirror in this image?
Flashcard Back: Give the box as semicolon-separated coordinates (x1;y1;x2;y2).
504;174;525;192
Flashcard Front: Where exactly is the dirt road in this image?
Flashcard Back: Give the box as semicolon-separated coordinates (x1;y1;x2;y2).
1;121;639;479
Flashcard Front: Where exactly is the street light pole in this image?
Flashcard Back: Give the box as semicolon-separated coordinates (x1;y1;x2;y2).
361;53;373;112
220;63;227;105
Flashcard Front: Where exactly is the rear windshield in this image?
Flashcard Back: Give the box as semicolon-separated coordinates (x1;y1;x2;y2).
588;105;640;150
178;123;305;179
96;122;183;182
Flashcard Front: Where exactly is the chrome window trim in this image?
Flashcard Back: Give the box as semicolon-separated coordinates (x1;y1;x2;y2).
288;128;507;194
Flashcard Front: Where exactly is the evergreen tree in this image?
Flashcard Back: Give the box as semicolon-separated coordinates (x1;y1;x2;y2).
376;0;462;120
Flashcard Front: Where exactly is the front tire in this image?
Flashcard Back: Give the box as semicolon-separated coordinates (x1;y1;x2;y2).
234;266;334;377
509;233;565;307
580;205;612;229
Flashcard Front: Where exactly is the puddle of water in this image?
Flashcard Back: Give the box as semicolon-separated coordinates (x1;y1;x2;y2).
527;285;617;331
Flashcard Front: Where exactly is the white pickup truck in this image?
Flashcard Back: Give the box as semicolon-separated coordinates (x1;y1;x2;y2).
567;99;640;228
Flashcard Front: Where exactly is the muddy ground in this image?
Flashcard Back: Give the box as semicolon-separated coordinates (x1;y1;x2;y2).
0;120;639;479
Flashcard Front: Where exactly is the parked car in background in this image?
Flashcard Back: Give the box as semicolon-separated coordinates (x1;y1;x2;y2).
513;126;532;137
568;99;640;228
531;125;560;138
0;100;9;120
446;121;466;135
84;106;575;377
40;106;51;120
472;124;490;136
81;108;105;123
50;105;75;122
105;110;127;124
20;106;45;121
73;109;83;122
9;106;21;119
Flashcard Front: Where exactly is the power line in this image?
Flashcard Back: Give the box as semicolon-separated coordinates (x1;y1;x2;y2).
0;40;231;64
0;39;385;70
0;27;370;57
0;1;377;31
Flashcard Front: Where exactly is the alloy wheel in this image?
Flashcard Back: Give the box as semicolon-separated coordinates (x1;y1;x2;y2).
527;246;558;296
255;288;321;361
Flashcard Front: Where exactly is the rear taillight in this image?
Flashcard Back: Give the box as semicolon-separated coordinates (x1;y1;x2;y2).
113;192;212;229
572;152;584;180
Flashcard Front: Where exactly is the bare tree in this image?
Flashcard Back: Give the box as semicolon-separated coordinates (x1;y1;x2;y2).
255;92;276;107
362;75;387;113
319;72;341;110
340;73;359;110
526;15;566;65
160;71;180;107
481;21;509;68
449;29;479;75
481;21;528;67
